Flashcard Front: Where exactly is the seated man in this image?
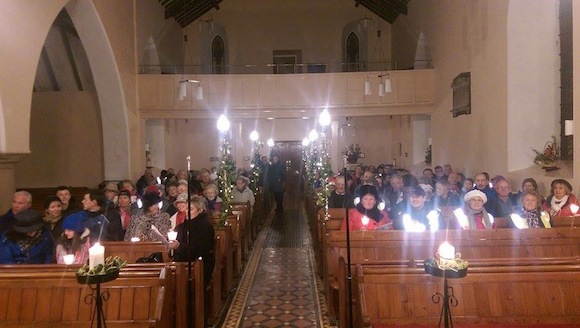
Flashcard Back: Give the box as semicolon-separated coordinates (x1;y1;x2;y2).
384;174;405;221
328;176;354;209
487;178;518;218
56;185;81;218
81;190;109;245
353;171;377;197
473;172;496;211
0;190;32;234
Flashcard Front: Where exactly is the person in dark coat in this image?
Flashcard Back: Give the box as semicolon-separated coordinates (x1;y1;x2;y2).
267;154;286;212
169;195;215;288
0;209;53;264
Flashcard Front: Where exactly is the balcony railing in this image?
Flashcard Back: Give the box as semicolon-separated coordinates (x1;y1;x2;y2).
138;61;397;75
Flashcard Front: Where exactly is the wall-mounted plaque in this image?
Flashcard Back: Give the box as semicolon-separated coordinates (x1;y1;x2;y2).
451;72;471;117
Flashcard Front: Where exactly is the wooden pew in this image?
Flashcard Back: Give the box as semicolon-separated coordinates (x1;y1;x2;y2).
552;216;580;228
0;265;167;327
232;202;252;259
206;232;224;326
323;228;580;323
210;215;242;277
215;225;234;298
103;241;169;263
0;262;206;328
347;258;580;327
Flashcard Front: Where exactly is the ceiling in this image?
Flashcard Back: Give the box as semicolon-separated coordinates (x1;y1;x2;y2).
159;0;408;28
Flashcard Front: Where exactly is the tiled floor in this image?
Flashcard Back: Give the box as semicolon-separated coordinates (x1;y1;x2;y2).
221;202;329;327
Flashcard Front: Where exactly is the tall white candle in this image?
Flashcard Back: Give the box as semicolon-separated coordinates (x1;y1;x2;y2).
438;242;455;260
89;243;105;270
361;215;370;227
167;230;178;241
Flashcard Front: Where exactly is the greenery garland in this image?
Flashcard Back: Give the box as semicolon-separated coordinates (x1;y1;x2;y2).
218;134;237;227
249;140;263;195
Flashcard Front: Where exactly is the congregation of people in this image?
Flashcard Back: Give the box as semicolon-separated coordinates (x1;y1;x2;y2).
325;163;575;232
0;154;287;288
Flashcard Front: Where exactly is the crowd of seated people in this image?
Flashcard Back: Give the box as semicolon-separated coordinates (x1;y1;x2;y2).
325;163;578;232
0;164;244;265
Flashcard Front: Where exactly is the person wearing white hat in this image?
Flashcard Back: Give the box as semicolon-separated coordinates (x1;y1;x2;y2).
454;190;494;230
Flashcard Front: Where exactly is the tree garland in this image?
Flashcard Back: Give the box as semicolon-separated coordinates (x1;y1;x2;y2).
249;140;264;195
218;134;237;227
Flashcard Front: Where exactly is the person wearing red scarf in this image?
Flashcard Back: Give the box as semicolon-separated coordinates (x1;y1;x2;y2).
170;193;188;230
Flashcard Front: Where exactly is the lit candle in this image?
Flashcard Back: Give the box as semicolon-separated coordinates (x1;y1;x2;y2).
510;213;529;229
63;254;75;265
130;237;140;242
361;215;370;227
438;242;455;260
453;208;469;229
88;243;105;270
167;230;178;242
570;204;579;215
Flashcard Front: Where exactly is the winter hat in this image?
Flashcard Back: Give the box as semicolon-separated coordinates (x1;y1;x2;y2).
44;195;62;209
173;193;188;207
118;189;132;199
411;185;427;197
104;182;119;193
142;191;163;210
551;179;573;193
464;190;488;204
13;209;44;233
62;211;87;234
359;185;382;203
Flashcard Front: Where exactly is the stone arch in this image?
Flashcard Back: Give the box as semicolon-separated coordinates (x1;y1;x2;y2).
65;0;130;180
342;21;369;72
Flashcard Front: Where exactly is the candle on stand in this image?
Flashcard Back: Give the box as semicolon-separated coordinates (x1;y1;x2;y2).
63;254;75;265
89;243;105;270
438;241;455;260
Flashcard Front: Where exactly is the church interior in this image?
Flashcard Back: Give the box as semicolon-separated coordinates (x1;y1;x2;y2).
1;0;580;327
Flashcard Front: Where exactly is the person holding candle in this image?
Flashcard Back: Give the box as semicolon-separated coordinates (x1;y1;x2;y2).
542;179;578;217
169;193;188;230
168;195;215;287
454;190;494;230
341;185;391;231
511;190;551;229
106;190;136;241
55;211;90;264
0;209;54;264
124;191;171;241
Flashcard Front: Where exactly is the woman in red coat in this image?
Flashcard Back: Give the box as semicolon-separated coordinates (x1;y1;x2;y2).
341;185;391;231
542;179;578;217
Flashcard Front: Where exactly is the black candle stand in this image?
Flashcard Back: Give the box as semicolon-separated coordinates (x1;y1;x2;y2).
77;269;119;328
425;263;467;328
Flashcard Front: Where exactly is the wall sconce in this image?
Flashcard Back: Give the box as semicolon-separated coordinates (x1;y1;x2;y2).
565;120;574;136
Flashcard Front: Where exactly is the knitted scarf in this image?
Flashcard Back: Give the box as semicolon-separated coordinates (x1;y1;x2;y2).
550;195;569;216
464;206;493;230
520;206;541;228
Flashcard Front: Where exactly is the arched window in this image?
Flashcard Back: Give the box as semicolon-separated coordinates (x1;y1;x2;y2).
212;36;225;74
346;32;360;72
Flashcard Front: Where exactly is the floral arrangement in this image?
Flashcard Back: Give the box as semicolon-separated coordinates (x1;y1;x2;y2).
532;135;560;167
342;144;361;163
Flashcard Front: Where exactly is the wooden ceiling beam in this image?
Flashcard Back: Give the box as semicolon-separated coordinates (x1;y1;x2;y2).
359;0;398;24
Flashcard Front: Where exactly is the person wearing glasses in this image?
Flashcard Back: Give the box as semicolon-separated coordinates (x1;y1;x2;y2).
486;178;518;218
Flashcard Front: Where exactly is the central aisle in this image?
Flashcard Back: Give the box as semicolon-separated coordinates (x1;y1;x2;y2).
221;203;329;327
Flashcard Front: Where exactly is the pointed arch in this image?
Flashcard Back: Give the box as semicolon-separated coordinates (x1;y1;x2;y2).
212;35;225;74
66;0;130;179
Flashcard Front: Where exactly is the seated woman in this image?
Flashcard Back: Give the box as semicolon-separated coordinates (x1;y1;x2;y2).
434;180;460;208
168;195;215;288
169;193;188;230
543;179;578;217
203;183;222;216
43;195;64;242
510;190;551;229
232;175;256;208
55;211;90;264
124;191;171;241
0;209;53;264
454;190;494;230
399;186;441;231
341;185;391;231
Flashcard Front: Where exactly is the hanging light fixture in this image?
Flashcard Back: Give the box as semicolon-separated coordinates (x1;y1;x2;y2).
364;76;371;96
384;73;392;93
377;73;392;96
196;84;203;100
378;79;385;96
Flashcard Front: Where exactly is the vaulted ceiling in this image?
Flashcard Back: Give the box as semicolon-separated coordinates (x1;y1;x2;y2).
158;0;408;28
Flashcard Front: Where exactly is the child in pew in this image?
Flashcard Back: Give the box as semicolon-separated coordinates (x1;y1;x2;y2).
55;211;90;264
